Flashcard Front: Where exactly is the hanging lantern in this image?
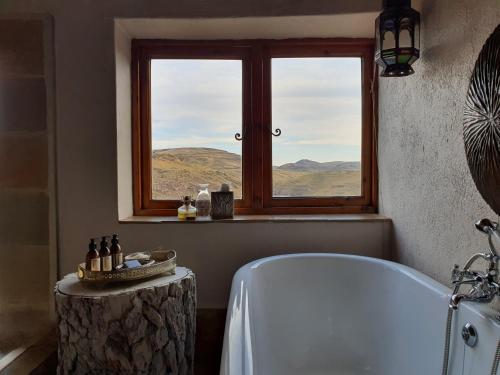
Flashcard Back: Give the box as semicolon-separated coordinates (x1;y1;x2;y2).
375;0;420;77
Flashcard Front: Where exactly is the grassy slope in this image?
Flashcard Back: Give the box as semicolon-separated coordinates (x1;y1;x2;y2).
272;169;361;197
152;148;242;200
152;148;361;200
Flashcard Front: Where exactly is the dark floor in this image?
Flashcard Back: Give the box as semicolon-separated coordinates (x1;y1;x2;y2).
28;308;226;375
193;309;226;375
29;352;57;375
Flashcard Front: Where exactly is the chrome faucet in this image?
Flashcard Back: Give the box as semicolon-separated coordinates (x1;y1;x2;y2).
449;219;500;309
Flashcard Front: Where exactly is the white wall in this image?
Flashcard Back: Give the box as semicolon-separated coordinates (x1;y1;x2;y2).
378;0;500;306
0;0;390;308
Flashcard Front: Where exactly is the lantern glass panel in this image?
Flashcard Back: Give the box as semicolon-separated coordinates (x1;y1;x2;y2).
397;51;412;64
382;49;397;65
383;30;396;49
414;20;420;50
399;27;412;49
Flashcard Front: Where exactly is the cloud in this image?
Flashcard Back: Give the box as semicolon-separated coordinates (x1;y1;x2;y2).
152;136;237;149
150;57;362;162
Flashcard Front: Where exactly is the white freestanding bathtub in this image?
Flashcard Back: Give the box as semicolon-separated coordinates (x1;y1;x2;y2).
221;253;500;375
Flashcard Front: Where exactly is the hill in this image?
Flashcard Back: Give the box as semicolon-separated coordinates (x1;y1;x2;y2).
277;159;360;172
152;148;242;200
152;147;361;200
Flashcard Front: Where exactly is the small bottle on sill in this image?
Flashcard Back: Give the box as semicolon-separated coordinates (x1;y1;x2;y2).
86;238;100;271
99;236;112;271
110;234;123;270
178;196;197;221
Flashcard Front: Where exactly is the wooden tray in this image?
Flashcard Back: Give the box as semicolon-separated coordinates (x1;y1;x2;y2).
77;250;176;284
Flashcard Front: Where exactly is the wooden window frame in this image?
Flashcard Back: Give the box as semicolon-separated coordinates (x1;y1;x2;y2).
131;38;377;216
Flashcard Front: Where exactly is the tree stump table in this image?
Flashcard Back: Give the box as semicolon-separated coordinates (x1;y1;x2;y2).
55;267;196;375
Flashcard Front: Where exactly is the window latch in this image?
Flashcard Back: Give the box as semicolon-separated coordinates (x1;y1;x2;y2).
234;132;243;141
272;128;282;137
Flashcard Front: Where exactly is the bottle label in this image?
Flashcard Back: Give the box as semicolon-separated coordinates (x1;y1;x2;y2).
91;258;101;272
102;255;112;271
113;253;123;268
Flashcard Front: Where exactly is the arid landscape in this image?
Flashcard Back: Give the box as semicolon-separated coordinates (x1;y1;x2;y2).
152;148;361;200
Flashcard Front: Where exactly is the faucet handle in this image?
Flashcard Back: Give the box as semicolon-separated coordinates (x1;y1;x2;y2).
483;269;498;282
452;265;460;281
451;265;463;282
452;267;480;283
453;279;480;287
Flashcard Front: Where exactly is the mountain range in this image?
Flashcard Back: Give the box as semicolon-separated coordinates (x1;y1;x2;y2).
152;147;361;199
276;159;360;172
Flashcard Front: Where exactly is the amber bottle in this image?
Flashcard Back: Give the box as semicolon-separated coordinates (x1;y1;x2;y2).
99;236;112;272
86;239;100;271
110;234;123;270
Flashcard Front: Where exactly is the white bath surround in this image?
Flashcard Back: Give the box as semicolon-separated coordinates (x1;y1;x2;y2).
221;253;500;375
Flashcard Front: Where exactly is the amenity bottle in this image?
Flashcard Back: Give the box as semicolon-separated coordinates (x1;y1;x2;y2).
86;239;101;271
110;234;123;270
178;196;197;221
99;236;112;271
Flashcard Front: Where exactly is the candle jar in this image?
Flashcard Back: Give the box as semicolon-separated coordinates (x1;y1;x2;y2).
195;184;211;217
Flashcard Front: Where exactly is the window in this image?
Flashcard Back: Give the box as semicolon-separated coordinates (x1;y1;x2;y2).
271;57;362;198
150;59;243;200
132;39;376;215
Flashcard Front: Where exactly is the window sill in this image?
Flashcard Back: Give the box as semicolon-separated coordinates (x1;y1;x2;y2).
119;213;390;224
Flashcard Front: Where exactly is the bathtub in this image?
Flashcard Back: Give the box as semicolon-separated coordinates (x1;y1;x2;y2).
221;253;500;375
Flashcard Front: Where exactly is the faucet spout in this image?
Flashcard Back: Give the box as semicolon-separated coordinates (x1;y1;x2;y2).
449;293;468;309
450;281;498;309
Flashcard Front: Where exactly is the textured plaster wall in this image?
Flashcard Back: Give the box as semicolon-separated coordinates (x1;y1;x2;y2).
0;0;390;309
379;0;500;292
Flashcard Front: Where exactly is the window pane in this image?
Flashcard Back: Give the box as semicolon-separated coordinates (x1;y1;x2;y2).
151;59;242;200
271;58;362;197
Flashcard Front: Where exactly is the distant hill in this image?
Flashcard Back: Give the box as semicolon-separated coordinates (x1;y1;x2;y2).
152;148;242;200
277;159;361;172
152;147;361;200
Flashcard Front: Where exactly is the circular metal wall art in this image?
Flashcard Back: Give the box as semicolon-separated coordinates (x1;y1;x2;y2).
464;24;500;216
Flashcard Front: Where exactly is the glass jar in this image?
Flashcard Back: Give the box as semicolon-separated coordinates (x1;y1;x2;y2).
195;184;211;216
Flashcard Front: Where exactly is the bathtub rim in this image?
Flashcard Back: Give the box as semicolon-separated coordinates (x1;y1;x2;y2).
231;252;500;325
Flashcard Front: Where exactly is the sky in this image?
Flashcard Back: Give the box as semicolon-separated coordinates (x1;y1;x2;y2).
151;57;362;165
